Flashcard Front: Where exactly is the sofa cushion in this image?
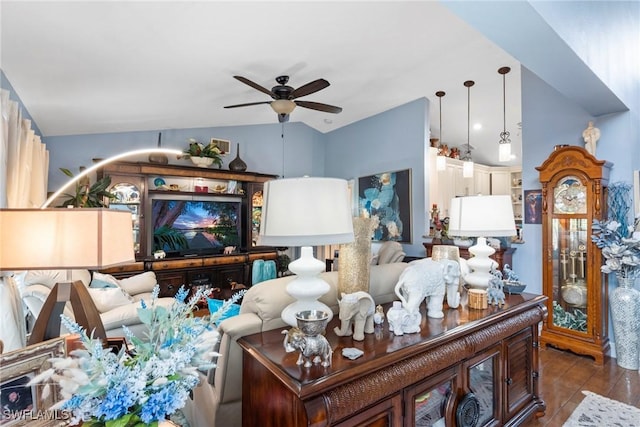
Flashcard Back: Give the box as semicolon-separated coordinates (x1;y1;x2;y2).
376;241;406;264
21;269;91;289
100;297;174;331
118;271;157;296
87;288;133;313
90;271;120;288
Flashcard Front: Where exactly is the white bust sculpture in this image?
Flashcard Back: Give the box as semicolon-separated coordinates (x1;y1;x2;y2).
582;121;600;156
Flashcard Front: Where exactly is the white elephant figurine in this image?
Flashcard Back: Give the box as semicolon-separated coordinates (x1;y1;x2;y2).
386;301;421;335
282;327;333;368
487;277;506;306
334;291;375;341
394;258;461;319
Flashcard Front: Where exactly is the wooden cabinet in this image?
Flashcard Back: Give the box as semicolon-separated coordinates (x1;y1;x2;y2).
239;293;547;427
536;146;611;364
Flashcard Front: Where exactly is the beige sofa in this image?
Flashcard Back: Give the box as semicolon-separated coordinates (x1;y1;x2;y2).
18;270;174;339
183;262;408;427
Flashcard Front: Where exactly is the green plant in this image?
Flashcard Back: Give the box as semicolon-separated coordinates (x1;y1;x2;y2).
182;138;223;167
59;167;115;208
153;225;188;252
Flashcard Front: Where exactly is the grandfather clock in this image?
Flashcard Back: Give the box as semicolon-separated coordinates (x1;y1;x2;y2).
536;145;612;364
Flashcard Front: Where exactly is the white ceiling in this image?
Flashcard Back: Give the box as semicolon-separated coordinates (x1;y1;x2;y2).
1;1;523;167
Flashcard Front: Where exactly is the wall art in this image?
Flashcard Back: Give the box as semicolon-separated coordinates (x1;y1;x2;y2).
358;169;412;242
524;189;542;224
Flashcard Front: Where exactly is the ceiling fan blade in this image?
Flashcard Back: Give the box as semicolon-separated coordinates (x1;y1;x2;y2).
224;101;271;109
295;100;343;114
289;79;330;99
233;76;275;98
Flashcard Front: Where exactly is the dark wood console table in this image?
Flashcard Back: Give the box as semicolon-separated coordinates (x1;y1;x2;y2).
239;293;547;427
423;242;516;271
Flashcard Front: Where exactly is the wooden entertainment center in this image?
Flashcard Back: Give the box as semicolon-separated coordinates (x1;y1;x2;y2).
239;293;547;427
98;161;278;296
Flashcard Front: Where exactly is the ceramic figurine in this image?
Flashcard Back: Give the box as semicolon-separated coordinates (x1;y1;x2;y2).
487;277;506;306
394;259;461;319
334;292;375;341
582;121;600;156
373;304;385;325
282;327;332;368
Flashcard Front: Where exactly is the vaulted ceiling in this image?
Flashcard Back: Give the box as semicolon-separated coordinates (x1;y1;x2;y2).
2;1;524;166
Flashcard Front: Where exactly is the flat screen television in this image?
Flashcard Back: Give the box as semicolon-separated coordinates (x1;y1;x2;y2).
151;196;242;256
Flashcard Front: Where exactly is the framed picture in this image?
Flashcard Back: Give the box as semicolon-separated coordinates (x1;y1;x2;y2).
0;338;67;426
210;138;231;154
524;189;543;224
358;169;412;242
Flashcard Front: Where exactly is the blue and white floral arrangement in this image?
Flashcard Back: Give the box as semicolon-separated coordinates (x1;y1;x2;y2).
30;286;244;426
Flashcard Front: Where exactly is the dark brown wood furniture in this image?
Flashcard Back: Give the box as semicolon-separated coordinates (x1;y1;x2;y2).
423;242;516;271
536;146;612;364
239;293;547;427
97;161;278;297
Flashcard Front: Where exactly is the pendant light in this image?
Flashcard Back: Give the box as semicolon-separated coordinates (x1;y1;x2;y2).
498;66;512;162
435;91;447;171
462;80;475;178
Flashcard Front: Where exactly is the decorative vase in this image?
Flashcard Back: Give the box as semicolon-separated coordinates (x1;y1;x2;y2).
610;274;640;370
190;156;214;168
229;143;248;172
338;218;375;294
148;132;169;164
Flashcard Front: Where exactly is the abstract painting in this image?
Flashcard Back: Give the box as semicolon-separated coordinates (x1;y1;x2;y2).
358;169;412;242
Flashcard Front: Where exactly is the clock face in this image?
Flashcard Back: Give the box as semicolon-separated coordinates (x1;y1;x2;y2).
554;177;587;214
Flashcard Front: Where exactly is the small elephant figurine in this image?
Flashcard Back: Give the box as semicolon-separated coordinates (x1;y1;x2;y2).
487;277;506;306
282;327;332;368
386;301;421;335
334;291;375;341
394;258;461;319
503;264;519;282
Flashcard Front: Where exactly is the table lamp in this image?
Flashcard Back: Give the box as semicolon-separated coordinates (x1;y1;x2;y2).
0;208;135;343
258;177;354;326
447;195;516;289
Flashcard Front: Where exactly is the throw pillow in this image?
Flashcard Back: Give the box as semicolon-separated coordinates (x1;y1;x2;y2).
87;288;133;313
207;299;241;325
91;272;120;288
118;272;158;296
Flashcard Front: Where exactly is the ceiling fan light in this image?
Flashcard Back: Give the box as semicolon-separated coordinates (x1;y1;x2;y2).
271;99;296;114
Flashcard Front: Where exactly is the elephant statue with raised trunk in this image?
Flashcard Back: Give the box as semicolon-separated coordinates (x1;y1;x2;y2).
333;291;375;341
394;258;461;319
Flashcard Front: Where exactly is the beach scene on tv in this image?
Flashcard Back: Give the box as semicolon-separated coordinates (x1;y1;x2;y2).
151;199;240;256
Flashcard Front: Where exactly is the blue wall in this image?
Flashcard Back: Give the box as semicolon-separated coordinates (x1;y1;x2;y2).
325;98;430;257
44;121;326;192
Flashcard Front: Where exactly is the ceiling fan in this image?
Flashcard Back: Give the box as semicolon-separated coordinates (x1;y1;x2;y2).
224;75;343;123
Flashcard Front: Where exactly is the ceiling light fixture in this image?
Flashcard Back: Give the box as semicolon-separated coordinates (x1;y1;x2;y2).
435;91;447;171
270;99;296;115
498;66;512;162
462;80;475;178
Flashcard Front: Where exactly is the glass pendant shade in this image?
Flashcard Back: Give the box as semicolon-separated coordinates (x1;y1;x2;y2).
498;67;512;162
463;159;474;178
498;140;512;162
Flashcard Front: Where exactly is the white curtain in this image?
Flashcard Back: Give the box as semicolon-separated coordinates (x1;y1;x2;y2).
0;88;48;351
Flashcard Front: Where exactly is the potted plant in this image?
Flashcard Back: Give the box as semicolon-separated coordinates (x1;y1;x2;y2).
59;167;115;208
182;138;224;168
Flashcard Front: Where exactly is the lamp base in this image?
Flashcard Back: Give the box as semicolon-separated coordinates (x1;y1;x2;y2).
463;237;499;289
281;246;334;327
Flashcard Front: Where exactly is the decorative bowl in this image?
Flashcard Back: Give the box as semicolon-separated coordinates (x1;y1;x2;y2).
295;310;329;336
190;156;214;168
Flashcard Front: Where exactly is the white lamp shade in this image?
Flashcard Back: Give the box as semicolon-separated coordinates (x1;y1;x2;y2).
448;195;516;237
0;208;135;270
258;177;354;246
